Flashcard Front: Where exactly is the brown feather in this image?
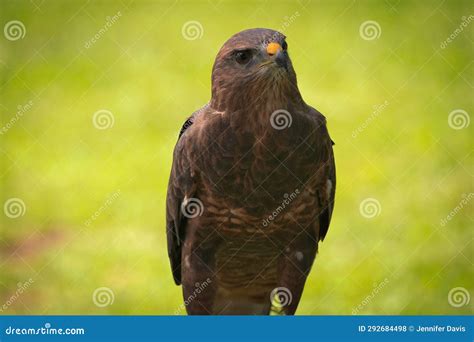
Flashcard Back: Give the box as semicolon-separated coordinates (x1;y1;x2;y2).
166;28;335;314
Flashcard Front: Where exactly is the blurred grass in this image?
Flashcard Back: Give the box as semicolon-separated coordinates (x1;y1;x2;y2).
0;0;472;315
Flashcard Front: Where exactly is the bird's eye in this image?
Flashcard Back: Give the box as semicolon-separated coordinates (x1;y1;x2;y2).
282;41;288;50
235;50;252;64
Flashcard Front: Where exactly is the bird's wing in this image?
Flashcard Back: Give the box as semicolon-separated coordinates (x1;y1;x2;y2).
166;109;201;285
318;139;335;241
178;115;195;138
308;107;336;242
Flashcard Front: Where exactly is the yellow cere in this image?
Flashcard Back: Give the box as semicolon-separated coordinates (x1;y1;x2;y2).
266;42;282;55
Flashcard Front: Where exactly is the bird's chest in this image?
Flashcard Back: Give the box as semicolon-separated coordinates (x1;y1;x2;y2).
198;187;318;290
197;122;320;210
198;180;318;237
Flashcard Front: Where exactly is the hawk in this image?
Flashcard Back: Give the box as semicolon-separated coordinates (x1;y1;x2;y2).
166;28;335;315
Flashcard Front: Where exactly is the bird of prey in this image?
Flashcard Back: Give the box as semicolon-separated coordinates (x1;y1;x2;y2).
166;28;335;315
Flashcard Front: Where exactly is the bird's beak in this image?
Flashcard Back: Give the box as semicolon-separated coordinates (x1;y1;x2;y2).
265;42;288;69
266;42;282;56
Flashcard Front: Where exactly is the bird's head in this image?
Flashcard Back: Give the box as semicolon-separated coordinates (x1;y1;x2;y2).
210;28;303;111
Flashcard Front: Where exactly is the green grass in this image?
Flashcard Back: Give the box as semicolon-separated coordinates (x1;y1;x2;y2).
0;0;472;315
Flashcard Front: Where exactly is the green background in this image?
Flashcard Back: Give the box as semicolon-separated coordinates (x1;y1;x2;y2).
1;0;472;315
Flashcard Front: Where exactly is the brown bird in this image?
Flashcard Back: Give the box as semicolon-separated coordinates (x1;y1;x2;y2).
166;28;335;315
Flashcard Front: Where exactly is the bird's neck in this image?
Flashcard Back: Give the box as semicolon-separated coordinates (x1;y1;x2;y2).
210;77;305;132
